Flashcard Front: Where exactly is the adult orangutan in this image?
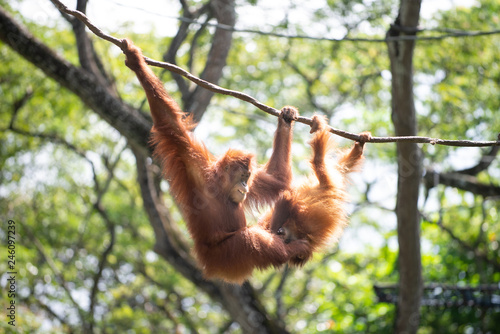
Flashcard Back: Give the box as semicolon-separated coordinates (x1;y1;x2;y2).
122;39;309;284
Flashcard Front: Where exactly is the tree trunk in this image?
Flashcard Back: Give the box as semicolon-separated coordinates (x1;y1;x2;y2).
386;1;423;333
187;0;236;123
0;7;152;152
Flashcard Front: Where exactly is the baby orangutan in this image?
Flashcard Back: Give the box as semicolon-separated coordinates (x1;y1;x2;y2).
262;115;371;265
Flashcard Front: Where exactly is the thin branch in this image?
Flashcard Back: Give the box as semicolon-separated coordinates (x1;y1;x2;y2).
86;1;500;43
424;170;500;197
49;0;500;147
50;0;122;47
187;16;210;74
136;263;199;332
26;295;74;331
205;22;500;43
457;146;500;176
88;202;116;331
7;86;33;129
21;221;88;325
85;148;124;331
422;213;500;272
162;9;193;97
275;265;291;321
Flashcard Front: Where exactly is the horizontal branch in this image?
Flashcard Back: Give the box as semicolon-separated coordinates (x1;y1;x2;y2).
50;0;500;147
76;0;500;43
424;170;500;197
421;213;500;272
180;22;500;43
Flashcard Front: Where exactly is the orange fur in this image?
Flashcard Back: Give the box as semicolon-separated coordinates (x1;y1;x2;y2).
262;115;370;266
123;39;307;284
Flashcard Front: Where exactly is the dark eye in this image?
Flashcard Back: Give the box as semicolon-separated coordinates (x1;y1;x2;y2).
277;227;285;235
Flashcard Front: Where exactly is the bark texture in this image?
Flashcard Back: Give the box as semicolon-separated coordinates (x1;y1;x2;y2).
386;1;423;333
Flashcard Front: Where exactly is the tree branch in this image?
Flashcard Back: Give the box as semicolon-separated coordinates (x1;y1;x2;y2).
48;0;500;147
57;0;117;94
25;295;73;331
162;6;195;97
49;0;122;47
186;0;236;123
422;213;500;272
457;146;500;176
88;203;116;333
21;222;88;326
424;170;500;198
0;6;152;152
55;0;500;44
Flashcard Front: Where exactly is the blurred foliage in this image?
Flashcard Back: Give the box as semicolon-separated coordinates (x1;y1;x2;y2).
1;0;500;333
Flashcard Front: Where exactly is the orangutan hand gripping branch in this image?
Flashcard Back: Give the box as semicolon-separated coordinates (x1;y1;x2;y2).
122;39;309;284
